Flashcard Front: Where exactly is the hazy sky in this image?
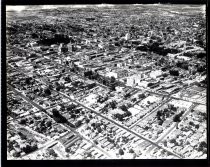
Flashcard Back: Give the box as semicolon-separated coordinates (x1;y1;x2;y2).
6;4;116;12
6;4;206;13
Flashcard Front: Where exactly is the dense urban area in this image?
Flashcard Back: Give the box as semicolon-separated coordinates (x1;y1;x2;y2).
6;4;207;159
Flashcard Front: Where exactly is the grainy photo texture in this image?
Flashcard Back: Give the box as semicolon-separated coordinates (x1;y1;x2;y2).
6;4;207;160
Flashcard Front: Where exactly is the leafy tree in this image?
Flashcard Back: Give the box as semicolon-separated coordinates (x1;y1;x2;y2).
197;52;206;59
32;33;39;38
197;65;205;73
65;147;70;153
176;61;182;68
163;108;169;114
110;101;117;109
170;139;176;143
124;93;131;98
200;141;207;148
97;95;103;103
71;114;76;119
110;84;116;91
84;71;93;78
158;120;163;125
183;63;189;71
119;148;124;155
162;73;168;77
85;118;90;123
55;81;60;87
49;149;58;157
91;122;96;128
163;140;167;147
110;76;116;83
19;118;27;125
18;132;27;140
114;113;124;121
60;105;65;112
147;82;155;87
124;110;132;117
86;152;92;158
171;105;177;112
44;88;51;96
198;141;207;152
75;120;82;127
173;114;181;122
13;151;21;157
8;141;14;151
46;120;52;127
157;110;162;117
22;144;35;154
131;98;137;102
101;107;108;114
25;77;31;85
64;76;71;82
195;124;199;129
169;69;179;76
87;83;96;89
74;109;81;114
129;148;134;153
31;142;38;151
120;105;128;112
67;104;77;111
138;93;146;99
55;85;60;91
189;121;194;126
88;114;93;119
97;126;102;133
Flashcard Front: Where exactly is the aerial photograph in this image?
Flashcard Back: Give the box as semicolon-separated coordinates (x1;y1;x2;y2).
6;4;207;159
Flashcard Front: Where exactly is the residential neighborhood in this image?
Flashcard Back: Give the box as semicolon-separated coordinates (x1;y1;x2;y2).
6;4;206;159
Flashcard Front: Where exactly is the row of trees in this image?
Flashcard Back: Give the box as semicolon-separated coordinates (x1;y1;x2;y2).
113;104;132;122
51;104;87;128
97;95;109;103
176;60;206;74
156;105;178;125
8;138;38;157
183;51;206;59
169;69;179;76
21;142;38;154
84;70;118;91
189;121;199;129
176;61;189;70
54;81;65;91
7;20;85;46
135;42;179;56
